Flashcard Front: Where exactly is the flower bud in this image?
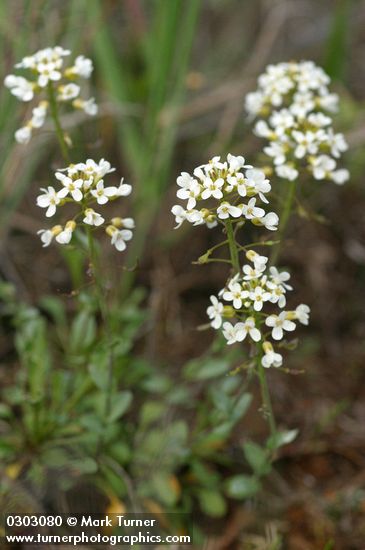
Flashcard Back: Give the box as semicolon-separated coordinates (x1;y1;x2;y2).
285;311;297;321
106;224;117;237
111;217;123;228
65;220;76;231
51;225;63;236
246;249;258;262
262;341;274;354
262;165;273;176
223;306;235;318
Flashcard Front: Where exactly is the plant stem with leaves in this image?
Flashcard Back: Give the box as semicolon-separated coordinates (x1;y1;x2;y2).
48;96;114;455
224;220;277;442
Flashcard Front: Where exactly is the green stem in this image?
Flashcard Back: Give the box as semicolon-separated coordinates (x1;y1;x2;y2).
47;82;71;164
225;219;240;272
86;227;114;452
224;217;278;448
270;179;297;265
257;358;277;442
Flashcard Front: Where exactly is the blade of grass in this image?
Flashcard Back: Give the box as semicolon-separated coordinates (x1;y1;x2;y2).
87;0;142;174
323;0;352;81
121;0;201;294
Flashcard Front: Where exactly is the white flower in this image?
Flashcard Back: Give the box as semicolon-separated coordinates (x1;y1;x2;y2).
250;286;271;311
73;55;93;78
15;126;32;144
201;177;224;200
223;281;249;309
110;229;133;251
245;168;271;203
227;154;249;172
261;212;279;231
37;229;54;247
118;217;135;229
4;75;34;101
177;172;195;189
241;198;265;220
55;221;75;244
275;164;298;181
207;295;224;329
295;304;310;325
318;93;338;112
326;130;348;158
269;266;292;290
311;155;336;180
223;319;260;345
97;159;116;177
83;97;98;115
254;119;273;138
115;178;132;197
56;174;84;202
268;284;287;308
241;317;261;342
290;92;314;118
222;322;244;345
217;202;242;220
263;141;286;165
31;102;48;128
91;180;118;204
36;186;60;217
292;130;319;158
308;112;331;127
37;62;62;87
58;83;80;101
171;205;188;228
269;109;294;135
331;168;349;185
246;250;268;272
177;180;201;208
242;264;265;281
265;312;296;340
262;342;283;368
245;91;264;115
83;208;104;226
75;158;115;179
74;97;98;115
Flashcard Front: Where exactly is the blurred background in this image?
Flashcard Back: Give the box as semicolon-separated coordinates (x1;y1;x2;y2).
1;1;365;548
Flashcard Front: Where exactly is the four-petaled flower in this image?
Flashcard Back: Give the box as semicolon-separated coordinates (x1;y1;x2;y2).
266;312;296;340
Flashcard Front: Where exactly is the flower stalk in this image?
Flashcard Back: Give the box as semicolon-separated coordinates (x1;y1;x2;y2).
225;219;240;273
270;178;297;265
47;82;70;164
86;225;115;453
257;356;277;441
225;219;278;442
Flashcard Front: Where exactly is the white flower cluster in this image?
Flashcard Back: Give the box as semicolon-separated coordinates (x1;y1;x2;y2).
36;159;134;252
207;250;310;368
171;154;279;231
4;46;97;144
245;61;349;184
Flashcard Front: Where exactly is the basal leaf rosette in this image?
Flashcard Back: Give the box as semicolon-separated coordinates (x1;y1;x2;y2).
171;154;279;231
36;159;134;252
245;61;349;184
4;46;97;144
207;250;310;368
